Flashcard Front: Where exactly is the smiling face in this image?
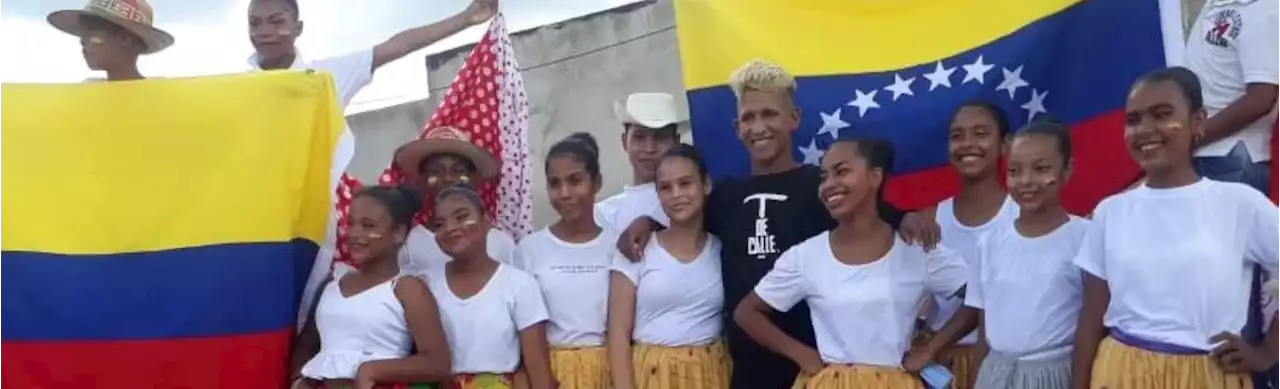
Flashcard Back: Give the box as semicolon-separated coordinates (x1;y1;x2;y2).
345;195;408;266
1006;133;1069;213
735;89;800;166
948;105;1005;180
1124;79;1203;174
247;0;302;68
655;156;709;225
419;153;477;195
546;154;601;223
433;193;489;259
621;125;678;183
77;15;142;71
819;141;882;221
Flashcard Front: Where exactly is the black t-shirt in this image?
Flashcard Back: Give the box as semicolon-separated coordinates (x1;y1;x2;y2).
706;165;903;389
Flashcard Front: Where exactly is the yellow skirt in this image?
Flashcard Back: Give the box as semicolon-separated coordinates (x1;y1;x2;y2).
791;365;923;389
936;344;977;389
913;332;977;389
550;346;610;389
1090;337;1252;389
632;341;731;389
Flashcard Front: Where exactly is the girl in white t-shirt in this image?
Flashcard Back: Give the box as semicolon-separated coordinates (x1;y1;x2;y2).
607;144;731;389
960;120;1088;389
428;185;554;389
513;133;615;389
924;101;1019;389
291;186;452;389
1072;67;1279;389
735;138;969;389
391;126;519;278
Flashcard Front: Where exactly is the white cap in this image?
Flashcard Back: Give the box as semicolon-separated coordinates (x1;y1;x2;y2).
613;92;683;130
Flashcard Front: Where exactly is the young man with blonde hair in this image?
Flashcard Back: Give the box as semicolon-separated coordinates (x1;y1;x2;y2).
617;59;938;388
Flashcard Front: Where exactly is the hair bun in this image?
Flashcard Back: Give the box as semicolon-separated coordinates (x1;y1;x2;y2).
395;185;424;214
567;132;600;157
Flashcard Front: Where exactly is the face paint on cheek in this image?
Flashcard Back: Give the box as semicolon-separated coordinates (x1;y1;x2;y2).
87;36;105;45
276;28;293;37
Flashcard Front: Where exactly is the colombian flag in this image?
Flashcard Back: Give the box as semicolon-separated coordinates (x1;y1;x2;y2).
1;72;342;388
678;0;1184;214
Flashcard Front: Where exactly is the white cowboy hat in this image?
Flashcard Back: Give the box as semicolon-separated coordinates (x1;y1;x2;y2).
394;126;500;182
613;92;684;130
48;0;175;55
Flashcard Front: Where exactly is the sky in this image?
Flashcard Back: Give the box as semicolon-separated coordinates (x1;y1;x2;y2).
0;0;634;113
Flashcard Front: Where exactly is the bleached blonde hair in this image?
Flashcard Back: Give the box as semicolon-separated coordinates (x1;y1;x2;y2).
728;59;797;99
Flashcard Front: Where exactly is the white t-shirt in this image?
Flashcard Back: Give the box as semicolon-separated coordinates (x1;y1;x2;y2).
1185;0;1279;161
430;263;549;374
927;196;1018;344
595;183;669;232
611;233;724;347
401;225;517;277
755;232;969;368
966;217;1090;361
512;227;617;347
1074;179;1279;350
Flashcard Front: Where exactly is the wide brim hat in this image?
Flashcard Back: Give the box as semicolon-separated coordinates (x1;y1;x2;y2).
48;0;175;55
613;92;685;131
394;126;500;182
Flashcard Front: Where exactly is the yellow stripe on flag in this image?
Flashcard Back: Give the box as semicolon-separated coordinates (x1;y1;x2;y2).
674;0;1079;89
1;71;341;255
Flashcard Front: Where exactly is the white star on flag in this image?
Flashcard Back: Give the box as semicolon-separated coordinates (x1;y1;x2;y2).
923;61;955;91
847;89;880;117
817;108;850;139
996;65;1029;100
884;74;917;101
962;55;994;85
1021;88;1049;122
799;138;825;165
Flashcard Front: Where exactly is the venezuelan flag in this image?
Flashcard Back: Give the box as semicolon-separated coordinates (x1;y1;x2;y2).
1;72;342;389
678;0;1183;214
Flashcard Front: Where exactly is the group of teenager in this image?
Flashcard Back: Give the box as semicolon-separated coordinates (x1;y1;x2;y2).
45;0;1278;389
285;59;1277;389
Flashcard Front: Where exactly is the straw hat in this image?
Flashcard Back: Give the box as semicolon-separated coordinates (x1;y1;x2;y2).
613;92;684;130
394;126;500;181
48;0;174;55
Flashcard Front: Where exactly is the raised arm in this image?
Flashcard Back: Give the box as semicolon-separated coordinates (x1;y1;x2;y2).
355;277;452;385
372;0;498;69
607;272;639;389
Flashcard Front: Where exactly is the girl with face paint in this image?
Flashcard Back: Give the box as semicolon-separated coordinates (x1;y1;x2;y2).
392;127;518;277
607;145;731;389
735;138;970;389
291;186;452;389
1070;67;1279;389
427;185;554;389
922;102;1021;389
510;133;615;389
953;119;1088;389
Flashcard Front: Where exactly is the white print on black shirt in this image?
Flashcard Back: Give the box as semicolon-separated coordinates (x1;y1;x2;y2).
744;193;786;259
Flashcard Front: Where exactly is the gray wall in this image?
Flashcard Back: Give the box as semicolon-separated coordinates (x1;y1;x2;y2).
343;0;1204;228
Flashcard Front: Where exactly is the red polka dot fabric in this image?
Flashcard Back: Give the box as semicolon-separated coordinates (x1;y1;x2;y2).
331;14;533;267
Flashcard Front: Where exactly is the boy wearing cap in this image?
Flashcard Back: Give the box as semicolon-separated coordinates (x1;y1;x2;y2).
48;0;174;81
593;93;683;233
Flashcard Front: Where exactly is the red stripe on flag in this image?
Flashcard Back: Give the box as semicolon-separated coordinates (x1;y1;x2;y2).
885;110;1134;215
2;330;291;389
